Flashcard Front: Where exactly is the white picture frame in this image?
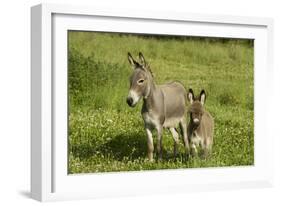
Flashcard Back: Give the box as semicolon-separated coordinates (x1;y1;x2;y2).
31;3;274;202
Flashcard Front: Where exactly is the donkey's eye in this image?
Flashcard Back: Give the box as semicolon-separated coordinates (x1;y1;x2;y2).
137;79;145;84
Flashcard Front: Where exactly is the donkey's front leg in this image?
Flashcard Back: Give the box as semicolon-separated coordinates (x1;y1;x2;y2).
156;126;163;161
180;119;190;159
145;128;154;161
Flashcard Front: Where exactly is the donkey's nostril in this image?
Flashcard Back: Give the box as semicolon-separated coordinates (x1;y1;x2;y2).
127;97;133;106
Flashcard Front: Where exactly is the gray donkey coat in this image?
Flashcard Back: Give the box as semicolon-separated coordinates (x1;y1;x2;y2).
187;89;214;157
126;52;189;161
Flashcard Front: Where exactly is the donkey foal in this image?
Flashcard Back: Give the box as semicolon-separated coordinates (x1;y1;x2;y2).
187;89;214;158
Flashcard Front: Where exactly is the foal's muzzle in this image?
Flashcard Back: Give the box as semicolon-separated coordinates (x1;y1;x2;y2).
193;118;200;126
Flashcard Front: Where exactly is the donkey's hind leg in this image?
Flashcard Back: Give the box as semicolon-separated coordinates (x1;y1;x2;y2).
169;128;179;158
156;126;163;161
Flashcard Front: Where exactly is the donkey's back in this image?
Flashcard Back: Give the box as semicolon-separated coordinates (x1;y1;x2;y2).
160;82;187;128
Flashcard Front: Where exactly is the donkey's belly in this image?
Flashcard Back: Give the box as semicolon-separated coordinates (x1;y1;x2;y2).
163;117;181;128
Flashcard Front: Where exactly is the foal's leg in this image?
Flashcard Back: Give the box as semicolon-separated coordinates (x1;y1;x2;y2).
145;127;154;161
190;141;198;157
169;128;179;158
156;126;163;160
202;137;212;158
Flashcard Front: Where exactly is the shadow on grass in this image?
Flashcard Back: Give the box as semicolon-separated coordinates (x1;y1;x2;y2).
70;131;147;161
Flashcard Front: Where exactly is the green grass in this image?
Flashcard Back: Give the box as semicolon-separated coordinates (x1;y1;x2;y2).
68;31;254;174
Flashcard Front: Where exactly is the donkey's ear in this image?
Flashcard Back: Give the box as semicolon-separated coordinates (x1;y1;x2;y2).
139;52;146;66
199;90;206;105
128;52;138;69
188;88;195;103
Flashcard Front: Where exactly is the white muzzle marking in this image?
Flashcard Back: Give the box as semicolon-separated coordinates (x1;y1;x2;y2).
128;90;140;106
193;118;199;124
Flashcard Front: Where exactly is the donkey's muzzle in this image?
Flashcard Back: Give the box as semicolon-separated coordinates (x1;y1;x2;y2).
193;118;200;126
127;97;134;107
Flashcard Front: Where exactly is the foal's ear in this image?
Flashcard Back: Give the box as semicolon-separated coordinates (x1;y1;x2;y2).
188;88;195;103
139;52;146;66
128;52;139;69
199;90;206;105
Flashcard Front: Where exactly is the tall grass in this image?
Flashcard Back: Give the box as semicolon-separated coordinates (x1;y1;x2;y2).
68;31;254;173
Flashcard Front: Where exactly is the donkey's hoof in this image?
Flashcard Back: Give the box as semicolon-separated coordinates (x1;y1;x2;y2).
145;160;154;164
156;157;163;163
184;153;190;161
145;157;155;163
173;153;181;161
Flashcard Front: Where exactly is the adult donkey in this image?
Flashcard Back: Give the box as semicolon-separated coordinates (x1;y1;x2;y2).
126;52;189;161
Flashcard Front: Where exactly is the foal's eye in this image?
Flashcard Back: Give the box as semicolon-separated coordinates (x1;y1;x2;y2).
137;79;145;84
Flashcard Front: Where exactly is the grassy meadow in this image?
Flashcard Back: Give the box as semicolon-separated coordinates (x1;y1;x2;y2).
68;31;254;174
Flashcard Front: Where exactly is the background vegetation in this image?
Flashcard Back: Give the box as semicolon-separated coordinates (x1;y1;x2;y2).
68;31;254;174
